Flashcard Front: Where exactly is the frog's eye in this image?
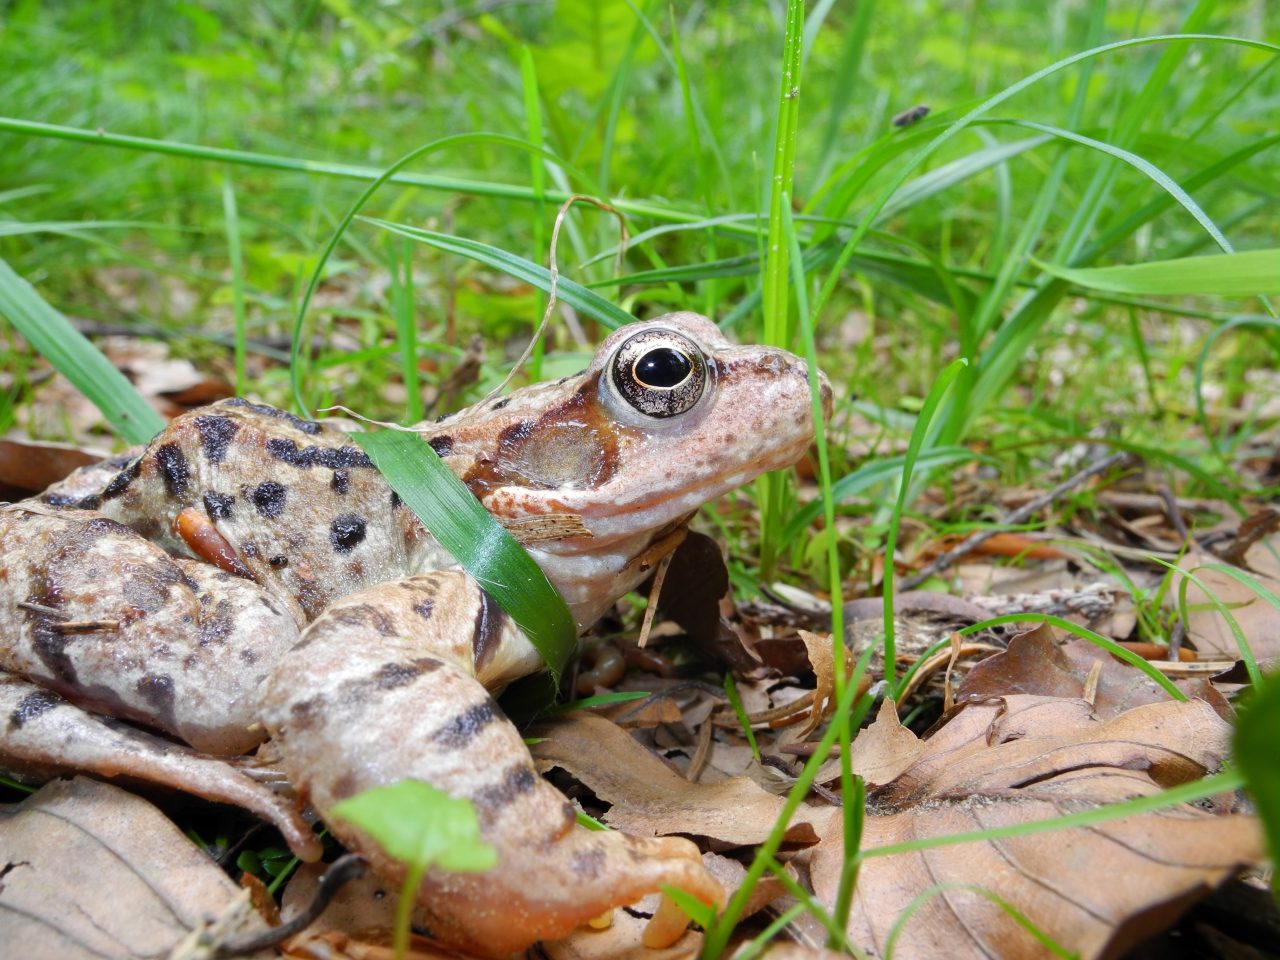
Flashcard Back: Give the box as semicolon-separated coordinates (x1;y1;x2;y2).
609;328;707;418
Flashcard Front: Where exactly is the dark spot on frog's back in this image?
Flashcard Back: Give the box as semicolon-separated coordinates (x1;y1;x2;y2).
154;443;191;497
203;491;235;520
571;847;606;879
9;688;63;730
473;764;538;814
194;414;239;464
331;469;350;495
471;590;505;674
428;435;453;457
84;516;133;538
224;397;323;435
329;514;367;553
136;674;176;724
432;699;498;748
265;438;373;470
375;657;443;689
330;603;396;637
100;456;143;502
251;481;287;518
123;574;172;614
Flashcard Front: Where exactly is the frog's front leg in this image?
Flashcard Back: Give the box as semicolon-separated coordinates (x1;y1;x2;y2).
261;572;724;957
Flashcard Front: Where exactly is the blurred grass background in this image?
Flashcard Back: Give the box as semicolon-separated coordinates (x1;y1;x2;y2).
0;0;1277;584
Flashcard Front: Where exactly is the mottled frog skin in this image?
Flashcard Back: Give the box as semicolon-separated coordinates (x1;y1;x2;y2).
0;313;828;956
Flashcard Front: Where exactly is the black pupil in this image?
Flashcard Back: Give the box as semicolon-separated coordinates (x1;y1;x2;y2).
635;348;691;388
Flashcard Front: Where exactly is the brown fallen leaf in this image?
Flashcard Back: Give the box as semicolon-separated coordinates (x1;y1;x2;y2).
810;696;1261;960
281;864;466;959
0;776;271;959
531;712;817;846
1175;550;1280;661
955;623;1233;720
0;437;107;500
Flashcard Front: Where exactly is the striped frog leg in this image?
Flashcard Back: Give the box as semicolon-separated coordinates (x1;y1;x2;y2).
261;572;723;956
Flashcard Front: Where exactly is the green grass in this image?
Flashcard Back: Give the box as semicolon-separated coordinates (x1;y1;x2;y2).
2;0;1279;954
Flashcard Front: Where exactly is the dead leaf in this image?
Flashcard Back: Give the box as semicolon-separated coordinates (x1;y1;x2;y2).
955;624;1233;720
0;437;107;499
795;630;848;738
755;947;849;960
1176;550;1280;661
809;696;1262;960
281;864;464;959
650;531;761;671
848;698;927;785
531;712;817;846
0;777;270;959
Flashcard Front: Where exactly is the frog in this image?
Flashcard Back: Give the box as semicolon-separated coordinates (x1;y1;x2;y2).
0;311;830;957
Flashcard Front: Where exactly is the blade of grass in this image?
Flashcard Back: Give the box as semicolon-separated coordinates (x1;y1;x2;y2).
757;0;806;576
955;613;1188;700
883;358;970;694
365;219;633;330
779;447;986;545
220;177;248;395
808;33;1280;331
0;255;164;444
700;644;879;959
722;673;760;765
1169;561;1265;690
854;769;1242;863
520;45;548;381
1040;248;1280;296
783;196;859;939
0;116;710;226
287;132;589;415
352;430;576;682
885;883;1079;960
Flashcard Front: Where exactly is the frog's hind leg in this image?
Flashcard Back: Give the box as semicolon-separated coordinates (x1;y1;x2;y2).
261;572;723;958
0;503;320;859
0;673;321;860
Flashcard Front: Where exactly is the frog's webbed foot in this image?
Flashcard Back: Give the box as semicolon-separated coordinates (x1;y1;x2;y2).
0;673;321;860
261;572;724;957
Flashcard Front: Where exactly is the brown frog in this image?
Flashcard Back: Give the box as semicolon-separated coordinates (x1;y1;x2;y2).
0;312;829;956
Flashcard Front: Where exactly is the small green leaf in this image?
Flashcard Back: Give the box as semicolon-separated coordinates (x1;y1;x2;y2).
352;430;577;681
1035;248;1280;296
330;780;497;874
0;255;165;444
1236;677;1280;898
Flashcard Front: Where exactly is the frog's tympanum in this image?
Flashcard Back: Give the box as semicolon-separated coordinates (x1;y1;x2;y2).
0;313;829;956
